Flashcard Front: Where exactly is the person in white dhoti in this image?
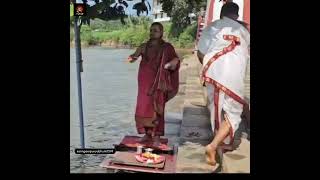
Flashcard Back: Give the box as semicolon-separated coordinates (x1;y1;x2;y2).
197;2;250;166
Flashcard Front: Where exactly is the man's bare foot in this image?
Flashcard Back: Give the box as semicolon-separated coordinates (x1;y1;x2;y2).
140;134;152;142
205;144;217;166
153;136;161;147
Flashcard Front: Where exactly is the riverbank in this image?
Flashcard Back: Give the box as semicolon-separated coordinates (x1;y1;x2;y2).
70;41;133;49
70;19;198;50
70;41;194;60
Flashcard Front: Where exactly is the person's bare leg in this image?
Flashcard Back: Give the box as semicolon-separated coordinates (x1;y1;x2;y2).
140;134;152;142
206;116;232;166
152;115;162;147
140;127;152;142
153;135;161;147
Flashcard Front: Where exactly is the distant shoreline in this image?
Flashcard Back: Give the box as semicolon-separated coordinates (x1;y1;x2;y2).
70;41;134;49
70;41;195;58
70;41;195;50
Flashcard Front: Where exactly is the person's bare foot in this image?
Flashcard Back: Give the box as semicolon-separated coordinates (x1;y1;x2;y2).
153;136;161;147
139;134;152;142
205;144;217;166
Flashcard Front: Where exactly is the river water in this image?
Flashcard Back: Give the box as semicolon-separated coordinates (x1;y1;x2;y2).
70;47;140;173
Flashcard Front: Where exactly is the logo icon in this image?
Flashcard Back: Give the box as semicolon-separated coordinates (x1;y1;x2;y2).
74;3;86;16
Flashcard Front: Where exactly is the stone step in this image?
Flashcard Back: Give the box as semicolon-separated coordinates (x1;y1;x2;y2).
222;138;250;173
165;122;181;136
165;111;183;121
165;135;180;146
185;83;203;88
188;70;200;77
186;78;201;84
176;141;219;173
185;93;204;98
180;126;213;142
185;94;204;100
184;97;206;106
187;75;200;80
165;118;182;124
181;113;211;127
185;89;203;94
183;101;209;116
185;88;204;94
176;142;219;173
186;82;202;88
178;85;186;93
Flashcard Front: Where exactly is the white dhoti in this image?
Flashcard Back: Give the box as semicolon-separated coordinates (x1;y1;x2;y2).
206;84;243;144
198;17;250;145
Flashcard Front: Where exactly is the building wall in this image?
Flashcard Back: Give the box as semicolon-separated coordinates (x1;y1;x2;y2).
152;0;171;22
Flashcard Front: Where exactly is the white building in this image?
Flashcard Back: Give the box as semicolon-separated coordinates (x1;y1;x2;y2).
152;0;170;22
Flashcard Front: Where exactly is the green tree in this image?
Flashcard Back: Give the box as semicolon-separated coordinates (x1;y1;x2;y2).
160;0;207;38
72;0;132;26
